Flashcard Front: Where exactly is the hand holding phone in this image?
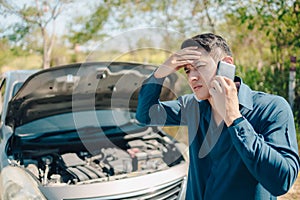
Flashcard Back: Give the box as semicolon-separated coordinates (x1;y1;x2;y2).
216;61;236;81
210;61;239;125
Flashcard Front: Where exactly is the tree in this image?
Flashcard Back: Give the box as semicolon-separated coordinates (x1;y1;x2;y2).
0;0;72;69
225;0;300;127
67;4;110;46
229;0;299;67
65;0;230;51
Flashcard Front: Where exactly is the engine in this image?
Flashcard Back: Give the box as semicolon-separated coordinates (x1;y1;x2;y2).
19;132;184;186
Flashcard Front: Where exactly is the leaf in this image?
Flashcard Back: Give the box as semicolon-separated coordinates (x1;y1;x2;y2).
247;23;254;30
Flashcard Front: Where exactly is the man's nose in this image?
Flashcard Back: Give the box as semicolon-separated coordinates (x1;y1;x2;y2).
189;69;201;81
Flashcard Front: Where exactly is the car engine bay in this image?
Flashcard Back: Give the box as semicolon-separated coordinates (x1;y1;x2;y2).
8;127;185;186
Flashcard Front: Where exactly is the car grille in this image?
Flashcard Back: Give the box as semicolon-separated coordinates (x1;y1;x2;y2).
123;177;185;200
65;177;186;200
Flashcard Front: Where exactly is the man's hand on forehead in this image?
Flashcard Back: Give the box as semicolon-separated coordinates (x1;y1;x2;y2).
172;46;205;69
155;46;207;78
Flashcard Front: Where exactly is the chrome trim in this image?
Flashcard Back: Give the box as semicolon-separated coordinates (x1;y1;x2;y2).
64;176;186;200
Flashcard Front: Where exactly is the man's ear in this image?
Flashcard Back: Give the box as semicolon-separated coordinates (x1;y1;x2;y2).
222;56;234;64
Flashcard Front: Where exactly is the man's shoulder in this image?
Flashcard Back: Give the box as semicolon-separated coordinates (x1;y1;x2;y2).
252;90;290;110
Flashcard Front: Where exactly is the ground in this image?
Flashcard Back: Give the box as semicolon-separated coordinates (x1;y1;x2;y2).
278;174;300;200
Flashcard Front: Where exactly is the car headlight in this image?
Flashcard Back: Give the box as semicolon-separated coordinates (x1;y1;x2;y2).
0;166;46;200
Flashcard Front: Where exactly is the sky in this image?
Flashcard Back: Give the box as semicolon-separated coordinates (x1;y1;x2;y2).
0;0;92;37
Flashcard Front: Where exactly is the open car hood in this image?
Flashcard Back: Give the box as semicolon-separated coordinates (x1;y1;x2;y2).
6;62;180;128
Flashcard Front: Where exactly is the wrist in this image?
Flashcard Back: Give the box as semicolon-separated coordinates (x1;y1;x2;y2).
154;70;163;78
227;115;244;127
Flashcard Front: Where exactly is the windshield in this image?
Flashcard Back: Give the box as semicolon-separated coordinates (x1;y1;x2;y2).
15;110;137;136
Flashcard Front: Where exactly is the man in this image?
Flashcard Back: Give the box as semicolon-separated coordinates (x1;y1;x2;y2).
136;33;299;199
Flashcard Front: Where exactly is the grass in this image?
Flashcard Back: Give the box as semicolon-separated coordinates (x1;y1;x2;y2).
0;54;42;73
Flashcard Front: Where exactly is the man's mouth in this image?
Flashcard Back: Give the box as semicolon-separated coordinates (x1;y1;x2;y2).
193;85;203;90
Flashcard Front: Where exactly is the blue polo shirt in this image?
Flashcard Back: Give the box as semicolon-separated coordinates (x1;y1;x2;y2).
136;74;299;200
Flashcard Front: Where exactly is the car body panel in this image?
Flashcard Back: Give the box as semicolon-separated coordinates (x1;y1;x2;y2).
0;70;38;124
0;62;187;200
6;62;178;128
39;164;187;199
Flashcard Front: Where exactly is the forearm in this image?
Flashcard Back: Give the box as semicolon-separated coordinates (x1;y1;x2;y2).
229;118;299;196
136;73;182;126
136;73;164;124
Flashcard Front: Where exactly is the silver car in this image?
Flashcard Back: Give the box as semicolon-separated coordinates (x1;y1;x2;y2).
0;62;188;200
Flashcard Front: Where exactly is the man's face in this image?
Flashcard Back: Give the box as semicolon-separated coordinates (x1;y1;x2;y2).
184;49;217;100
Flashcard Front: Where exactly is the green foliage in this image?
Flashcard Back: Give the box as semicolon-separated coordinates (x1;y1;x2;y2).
294;64;300;128
67;5;110;45
226;0;300;130
231;0;299;64
6;23;30;43
239;64;289;98
239;59;300;129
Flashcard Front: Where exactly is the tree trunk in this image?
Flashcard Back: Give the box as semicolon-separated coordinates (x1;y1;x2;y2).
42;27;50;69
42;23;56;69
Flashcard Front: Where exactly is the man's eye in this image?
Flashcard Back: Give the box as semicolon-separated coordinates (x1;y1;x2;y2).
184;68;190;74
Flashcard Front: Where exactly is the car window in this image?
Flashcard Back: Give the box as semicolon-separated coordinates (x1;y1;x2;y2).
12;82;23;97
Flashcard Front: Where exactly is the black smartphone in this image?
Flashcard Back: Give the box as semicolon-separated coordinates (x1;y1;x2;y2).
216;61;236;80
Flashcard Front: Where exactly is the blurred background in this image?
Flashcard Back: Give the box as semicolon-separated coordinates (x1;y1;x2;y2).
0;0;299;198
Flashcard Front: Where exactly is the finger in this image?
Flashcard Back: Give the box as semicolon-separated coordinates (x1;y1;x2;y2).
181;46;199;50
209;87;216;96
171;54;201;63
183;48;202;54
210;80;223;93
175;55;202;63
173;61;194;70
171;58;194;65
173;50;202;63
215;76;230;92
177;49;202;56
215;76;233;87
176;53;202;60
222;76;236;87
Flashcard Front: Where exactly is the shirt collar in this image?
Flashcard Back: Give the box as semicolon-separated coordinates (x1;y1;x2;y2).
235;77;253;110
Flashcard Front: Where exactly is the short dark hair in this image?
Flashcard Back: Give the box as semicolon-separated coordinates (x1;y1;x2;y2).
181;33;232;61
